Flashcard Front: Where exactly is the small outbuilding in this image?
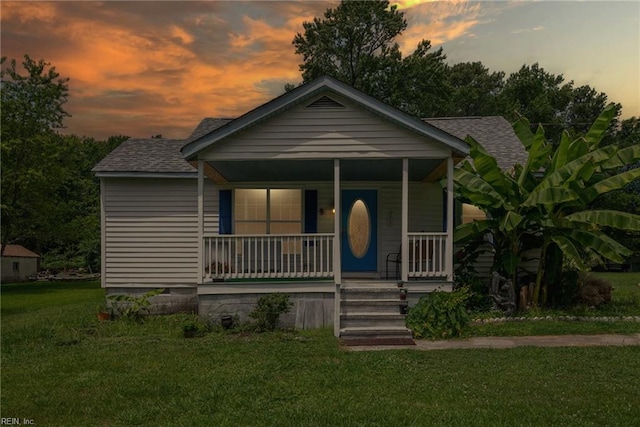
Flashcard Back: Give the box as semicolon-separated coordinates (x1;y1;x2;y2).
1;245;40;283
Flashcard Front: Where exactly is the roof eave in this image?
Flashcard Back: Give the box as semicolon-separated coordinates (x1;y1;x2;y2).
94;172;197;179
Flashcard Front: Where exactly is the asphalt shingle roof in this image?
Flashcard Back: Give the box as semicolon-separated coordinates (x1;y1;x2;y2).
92;119;231;174
93;116;526;174
423;116;527;170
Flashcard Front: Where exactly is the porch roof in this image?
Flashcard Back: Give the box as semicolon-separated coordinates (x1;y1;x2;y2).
208;158;443;182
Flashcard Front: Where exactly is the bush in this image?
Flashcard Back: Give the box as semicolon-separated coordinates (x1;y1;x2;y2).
107;288;164;322
182;318;209;338
249;293;292;332
577;273;612;307
406;287;471;339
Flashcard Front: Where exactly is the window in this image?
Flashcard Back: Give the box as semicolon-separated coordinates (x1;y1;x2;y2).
234;189;267;234
234;188;302;254
12;262;19;272
234;189;302;234
461;203;486;224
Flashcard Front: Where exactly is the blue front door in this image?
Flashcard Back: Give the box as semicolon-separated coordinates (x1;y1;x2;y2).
341;190;377;272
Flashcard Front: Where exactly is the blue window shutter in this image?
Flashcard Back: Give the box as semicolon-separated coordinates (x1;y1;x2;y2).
304;190;318;233
219;190;232;234
442;190;447;232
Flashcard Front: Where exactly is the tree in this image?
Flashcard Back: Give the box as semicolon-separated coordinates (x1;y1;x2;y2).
498;63;574;141
1;55;70;254
292;1;451;118
564;85;620;135
445;61;504;116
391;40;450;118
454;105;640;307
293;0;406;87
612;117;640;149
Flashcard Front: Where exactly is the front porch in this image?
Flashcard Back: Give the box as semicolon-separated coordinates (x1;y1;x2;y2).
194;156;457;337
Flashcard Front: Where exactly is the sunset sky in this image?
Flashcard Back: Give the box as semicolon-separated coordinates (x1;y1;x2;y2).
2;1;638;140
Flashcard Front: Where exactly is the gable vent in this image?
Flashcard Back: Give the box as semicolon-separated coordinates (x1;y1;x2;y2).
306;96;345;109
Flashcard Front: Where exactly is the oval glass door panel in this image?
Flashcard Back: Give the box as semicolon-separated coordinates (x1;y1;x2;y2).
348;199;370;258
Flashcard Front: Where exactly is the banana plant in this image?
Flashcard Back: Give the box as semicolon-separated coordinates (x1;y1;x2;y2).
454;104;640;307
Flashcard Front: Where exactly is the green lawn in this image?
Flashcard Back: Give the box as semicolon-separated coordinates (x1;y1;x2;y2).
2;277;640;426
467;272;640;337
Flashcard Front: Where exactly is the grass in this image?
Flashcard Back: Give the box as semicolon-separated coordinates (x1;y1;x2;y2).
2;276;640;425
466;272;640;337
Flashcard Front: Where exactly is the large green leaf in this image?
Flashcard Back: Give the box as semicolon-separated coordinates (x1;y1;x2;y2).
529;145;617;198
565;210;640;231
599;144;640;170
550;130;572;172
569;229;632;263
550;235;588;270
500;211;523;232
584;103;617;149
518;125;552;186
583;168;640;203
465;136;519;201
512;114;534;149
454;219;492;243
454;168;506;208
523;186;578;208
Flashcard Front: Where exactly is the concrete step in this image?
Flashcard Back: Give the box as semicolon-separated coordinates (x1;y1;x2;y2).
341;299;407;314
340;313;406;328
341;287;403;300
340;326;413;340
342;281;402;289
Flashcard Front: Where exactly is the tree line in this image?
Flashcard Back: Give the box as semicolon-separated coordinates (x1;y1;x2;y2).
1;55;127;271
291;0;638;144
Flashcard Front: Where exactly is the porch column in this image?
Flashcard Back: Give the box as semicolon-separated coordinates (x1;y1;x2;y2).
197;160;204;283
446;155;454;281
401;158;409;282
333;159;341;338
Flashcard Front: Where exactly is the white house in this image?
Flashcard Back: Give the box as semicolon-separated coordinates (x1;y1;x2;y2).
93;76;525;339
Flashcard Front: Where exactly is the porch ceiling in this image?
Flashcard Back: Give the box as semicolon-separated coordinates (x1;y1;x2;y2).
208;159;443;182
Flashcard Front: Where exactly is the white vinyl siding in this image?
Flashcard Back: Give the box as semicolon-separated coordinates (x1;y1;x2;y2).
198;94;450;161
102;177;443;284
103;178;218;286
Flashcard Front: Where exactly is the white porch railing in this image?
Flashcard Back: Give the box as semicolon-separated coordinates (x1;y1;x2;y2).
203;234;334;281
408;232;447;278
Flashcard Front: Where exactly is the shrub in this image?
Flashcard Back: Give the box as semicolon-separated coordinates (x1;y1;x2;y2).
107;288;164;322
249;293;292;332
406;287;471;339
182;318;209;338
577;273;612;307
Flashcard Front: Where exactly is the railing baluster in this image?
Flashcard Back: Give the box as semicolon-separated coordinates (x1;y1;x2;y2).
204;234;335;281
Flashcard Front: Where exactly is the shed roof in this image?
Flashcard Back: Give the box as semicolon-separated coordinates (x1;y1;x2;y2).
1;244;40;258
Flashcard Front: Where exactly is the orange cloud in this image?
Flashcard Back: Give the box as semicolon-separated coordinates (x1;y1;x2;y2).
1;1;337;139
1;1;57;23
397;1;483;50
170;25;195;45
